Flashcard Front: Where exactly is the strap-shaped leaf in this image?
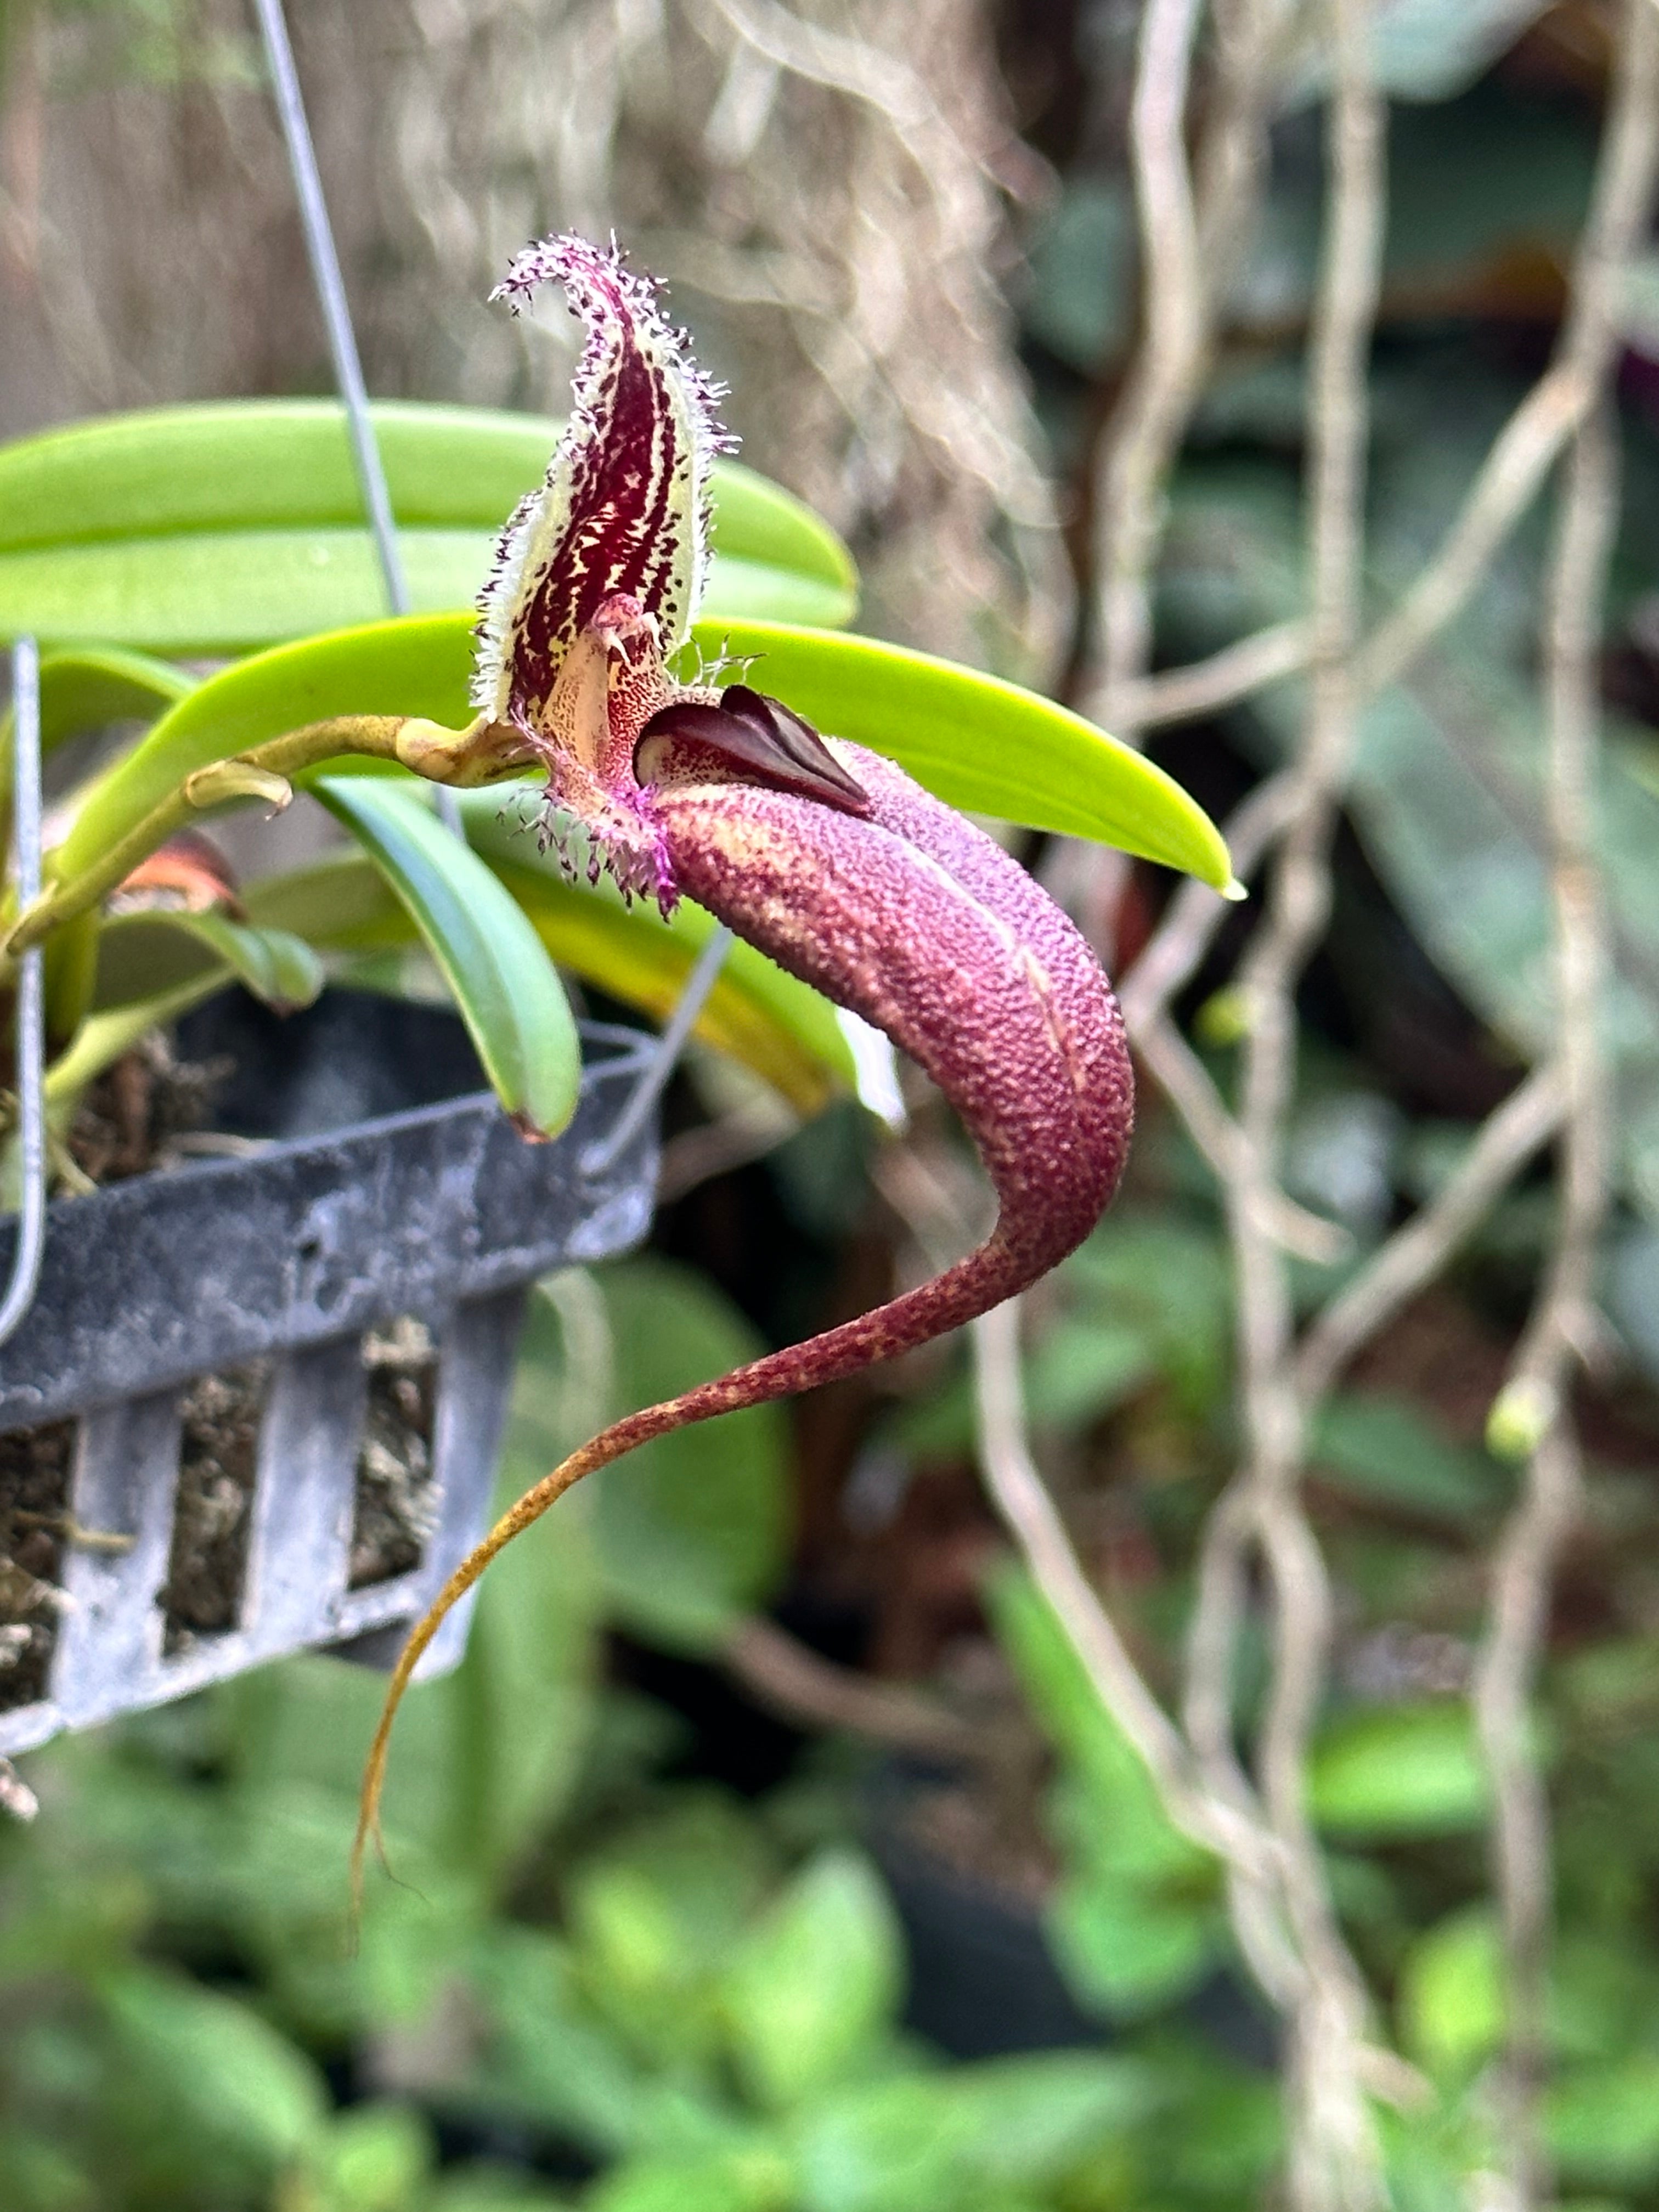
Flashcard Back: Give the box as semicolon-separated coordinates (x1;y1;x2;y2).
244;849;413;952
0;401;856;651
689;620;1238;891
53;618;476;892
56;614;1233;894
246;839;855;1114
93;910;324;1015
478;856;854;1115
0;644;194;828
0;535;853;654
1;642;193;747
311;774;580;1138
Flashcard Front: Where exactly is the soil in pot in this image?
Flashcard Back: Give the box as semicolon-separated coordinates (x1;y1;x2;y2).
65;1029;233;1187
349;1316;440;1590
161;1359;273;1651
0;1420;77;1711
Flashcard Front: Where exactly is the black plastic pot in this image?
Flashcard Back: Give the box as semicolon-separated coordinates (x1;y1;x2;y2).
0;990;657;1758
868;1756;1277;2068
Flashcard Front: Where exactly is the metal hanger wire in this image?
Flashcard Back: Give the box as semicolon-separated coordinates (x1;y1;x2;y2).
252;0;727;1125
0;639;46;1351
0;0;736;1351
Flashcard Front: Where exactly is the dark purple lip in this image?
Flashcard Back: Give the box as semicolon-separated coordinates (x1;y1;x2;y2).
635;685;872;817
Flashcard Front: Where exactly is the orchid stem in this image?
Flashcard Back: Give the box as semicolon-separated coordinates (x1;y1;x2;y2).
1;716;408;972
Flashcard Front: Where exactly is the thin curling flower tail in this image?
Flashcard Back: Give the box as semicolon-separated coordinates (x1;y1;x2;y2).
353;744;1132;1890
353;236;1135;1892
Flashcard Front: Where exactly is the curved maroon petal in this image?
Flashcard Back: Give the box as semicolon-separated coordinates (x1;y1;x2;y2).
635;690;871;817
720;687;872;811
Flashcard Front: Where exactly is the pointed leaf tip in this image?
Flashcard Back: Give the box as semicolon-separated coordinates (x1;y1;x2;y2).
686;619;1235;889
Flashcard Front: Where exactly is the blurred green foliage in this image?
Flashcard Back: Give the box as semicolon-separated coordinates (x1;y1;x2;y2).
0;1262;1257;2212
6;1209;1659;2208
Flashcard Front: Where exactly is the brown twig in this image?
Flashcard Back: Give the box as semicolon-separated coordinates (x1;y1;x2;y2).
1111;348;1607;1092
840;1149;1305;1947
1127;363;1595;731
893;1132;1356;2074
691;0;1070;674
1475;1424;1580;2205
1470;13;1659;2189
1356;364;1594;698
656;1098;799;1204
1294;1061;1566;1406
1089;0;1206;725
1179;2;1390;2198
1131;1011;1351;1263
968;1296;1439;2085
1087;0;1288;732
1118;770;1301;1033
0;1;45;289
969;1299;1303;1988
1057;0;1339;1304
0;1756;38;1822
1119;620;1315;732
720;1613;975;1758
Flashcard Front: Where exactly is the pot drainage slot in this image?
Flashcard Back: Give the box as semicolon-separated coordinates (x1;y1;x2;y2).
0;1420;76;1713
162;1362;272;1653
349;1317;439;1591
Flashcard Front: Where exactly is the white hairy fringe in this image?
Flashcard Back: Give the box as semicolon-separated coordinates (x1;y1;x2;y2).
471;233;733;724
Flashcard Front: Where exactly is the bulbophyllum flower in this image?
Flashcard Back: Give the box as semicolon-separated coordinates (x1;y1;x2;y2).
356;236;1136;1875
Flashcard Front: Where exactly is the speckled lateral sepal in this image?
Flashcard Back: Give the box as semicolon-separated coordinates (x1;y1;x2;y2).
647;741;1134;1410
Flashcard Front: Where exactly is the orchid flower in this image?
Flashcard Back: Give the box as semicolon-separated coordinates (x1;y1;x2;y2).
355;236;1135;1877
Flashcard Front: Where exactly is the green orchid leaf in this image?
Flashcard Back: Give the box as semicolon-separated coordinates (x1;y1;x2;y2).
93;910;325;1015
242;849;412;952
246;838;854;1114
0;402;851;586
51;617;477;896
497;859;849;1115
311;774;580;1138
0;535;851;654
689;619;1237;890
0;644;194;831
0;400;856;651
0;642;193;754
55;612;1232;898
708;469;856;606
43;912;101;1049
